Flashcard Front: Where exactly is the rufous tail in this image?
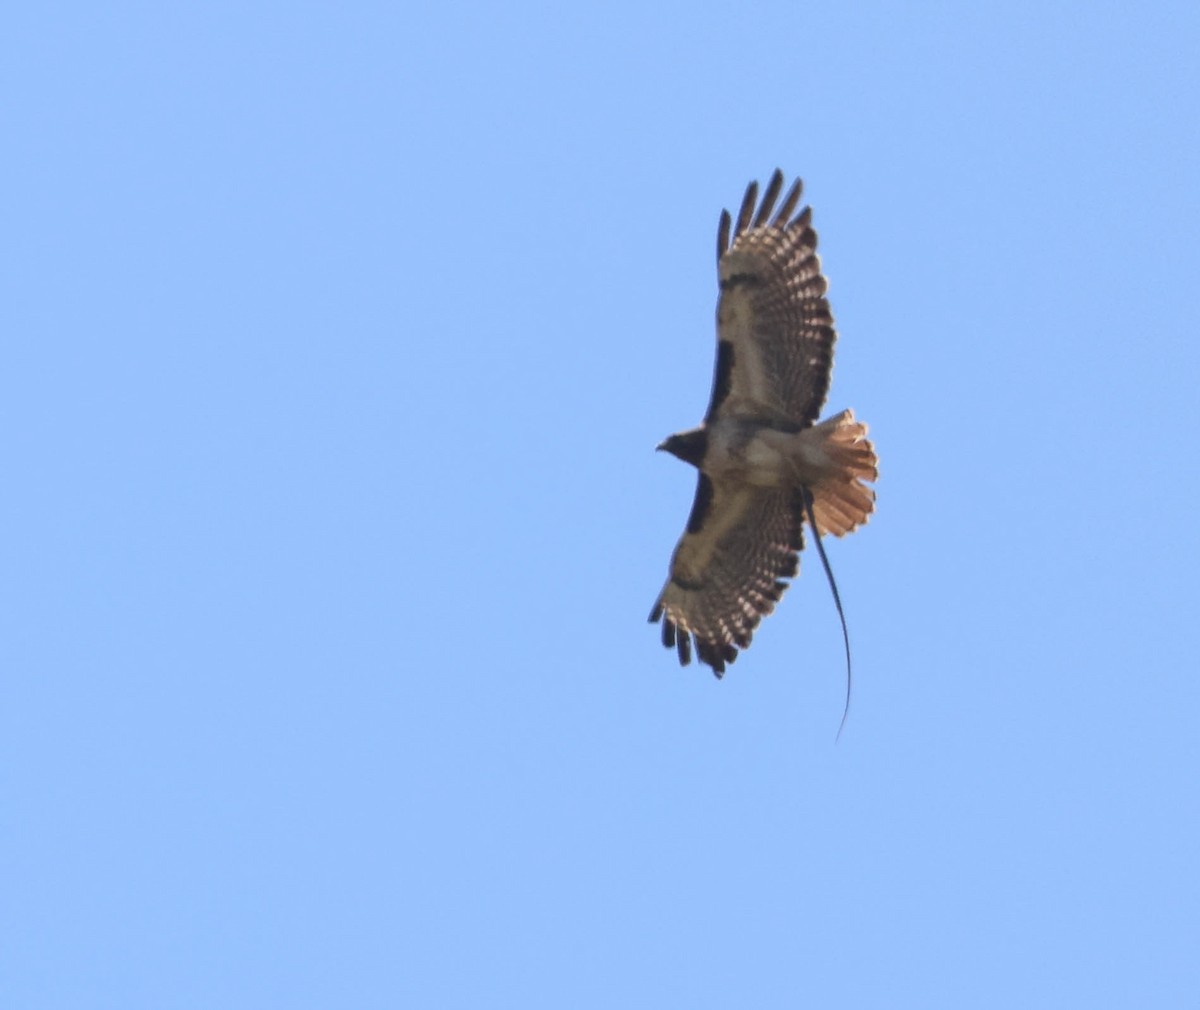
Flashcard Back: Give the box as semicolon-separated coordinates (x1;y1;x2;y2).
806;409;877;537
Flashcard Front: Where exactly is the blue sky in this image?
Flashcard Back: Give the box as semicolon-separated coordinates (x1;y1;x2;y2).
5;1;1200;1006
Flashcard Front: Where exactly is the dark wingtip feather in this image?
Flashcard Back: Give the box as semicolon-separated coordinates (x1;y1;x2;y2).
775;177;803;226
648;600;663;623
676;631;692;666
695;638;740;676
698;640;725;675
752;169;784;228
662;618;676;648
717;209;731;262
734;180;758;240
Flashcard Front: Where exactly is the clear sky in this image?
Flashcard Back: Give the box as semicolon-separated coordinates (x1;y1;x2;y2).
5;2;1200;1006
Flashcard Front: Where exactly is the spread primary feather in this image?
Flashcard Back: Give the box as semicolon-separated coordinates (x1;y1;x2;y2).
649;170;878;677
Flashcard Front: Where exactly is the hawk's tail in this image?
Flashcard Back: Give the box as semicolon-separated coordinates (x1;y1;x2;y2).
806;409;877;537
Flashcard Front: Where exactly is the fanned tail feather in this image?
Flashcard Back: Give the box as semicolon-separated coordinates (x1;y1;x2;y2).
806;409;878;537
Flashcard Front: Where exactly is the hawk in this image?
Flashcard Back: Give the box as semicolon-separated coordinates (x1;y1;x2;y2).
649;170;877;677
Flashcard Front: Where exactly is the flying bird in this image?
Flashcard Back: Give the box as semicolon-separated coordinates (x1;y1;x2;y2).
648;170;877;678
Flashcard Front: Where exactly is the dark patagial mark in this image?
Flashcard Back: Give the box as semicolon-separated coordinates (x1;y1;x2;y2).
684;474;714;534
704;340;735;421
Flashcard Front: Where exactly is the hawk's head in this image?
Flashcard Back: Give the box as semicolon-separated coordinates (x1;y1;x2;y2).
657;428;708;468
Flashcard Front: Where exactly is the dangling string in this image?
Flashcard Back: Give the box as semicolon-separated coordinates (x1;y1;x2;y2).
799;486;852;741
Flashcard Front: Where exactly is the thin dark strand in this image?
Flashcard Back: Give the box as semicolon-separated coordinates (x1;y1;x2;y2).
800;487;853;741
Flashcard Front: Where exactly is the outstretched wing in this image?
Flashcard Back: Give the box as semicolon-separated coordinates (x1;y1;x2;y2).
704;170;836;428
648;478;806;676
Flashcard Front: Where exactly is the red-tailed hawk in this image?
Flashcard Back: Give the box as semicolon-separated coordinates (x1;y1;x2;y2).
649;170;877;676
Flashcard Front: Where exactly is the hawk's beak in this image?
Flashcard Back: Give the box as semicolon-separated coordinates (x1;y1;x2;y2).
655;441;667;452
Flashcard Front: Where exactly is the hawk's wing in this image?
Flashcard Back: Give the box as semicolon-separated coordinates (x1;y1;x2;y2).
648;476;805;676
704;170;836;428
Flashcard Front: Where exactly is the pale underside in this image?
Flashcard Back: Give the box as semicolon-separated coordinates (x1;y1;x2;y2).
649;171;877;676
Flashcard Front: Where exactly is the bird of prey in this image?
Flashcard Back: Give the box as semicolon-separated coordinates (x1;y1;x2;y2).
648;170;877;677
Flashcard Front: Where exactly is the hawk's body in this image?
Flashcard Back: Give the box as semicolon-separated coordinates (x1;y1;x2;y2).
649;171;877;675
